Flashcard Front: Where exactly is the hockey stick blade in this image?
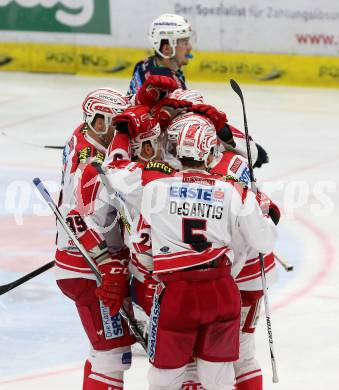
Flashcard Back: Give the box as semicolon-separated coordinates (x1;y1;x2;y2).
44;145;64;149
0;261;55;295
230;79;244;101
274;253;294;272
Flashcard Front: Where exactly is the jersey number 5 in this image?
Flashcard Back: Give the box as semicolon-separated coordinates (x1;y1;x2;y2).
182;218;211;252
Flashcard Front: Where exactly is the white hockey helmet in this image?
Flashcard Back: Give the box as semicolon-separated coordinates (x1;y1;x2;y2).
149;13;191;59
169;88;204;104
167;112;213;145
176;116;217;166
82;88;130;135
130;122;162;161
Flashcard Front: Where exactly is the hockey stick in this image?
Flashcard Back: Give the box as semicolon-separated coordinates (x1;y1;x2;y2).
33;178;148;351
274;252;294;272
0;260;55;296
230;79;279;383
1;131;63;149
92;162;133;235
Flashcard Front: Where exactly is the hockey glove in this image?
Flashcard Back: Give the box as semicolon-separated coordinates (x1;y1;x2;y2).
217;124;236;147
113;105;159;139
256;191;281;225
152;98;192;129
141;274;158;316
96;261;129;316
136;75;178;108
190;104;228;132
253;143;269;168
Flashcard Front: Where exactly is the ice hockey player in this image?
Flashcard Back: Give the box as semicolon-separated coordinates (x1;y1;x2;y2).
54;88;136;390
128;13;193;95
210;149;280;390
164;88;269;170
138;118;278;390
69;102;174;319
164;95;279;389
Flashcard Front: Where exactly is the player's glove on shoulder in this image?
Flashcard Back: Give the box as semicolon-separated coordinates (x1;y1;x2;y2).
113;105;158;139
190;104;228;132
136;75;178;108
152;98;192;129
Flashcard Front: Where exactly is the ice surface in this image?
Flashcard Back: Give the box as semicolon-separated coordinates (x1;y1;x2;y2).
0;72;338;389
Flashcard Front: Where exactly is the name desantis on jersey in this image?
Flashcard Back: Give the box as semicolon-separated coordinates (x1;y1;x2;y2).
169;185;224;220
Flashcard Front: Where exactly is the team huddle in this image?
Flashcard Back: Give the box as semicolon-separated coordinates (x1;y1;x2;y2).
53;13;280;390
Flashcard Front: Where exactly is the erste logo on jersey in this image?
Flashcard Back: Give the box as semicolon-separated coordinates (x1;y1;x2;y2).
170;185;224;203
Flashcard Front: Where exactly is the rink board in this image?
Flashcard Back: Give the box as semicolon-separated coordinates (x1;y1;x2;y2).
1;42;339;88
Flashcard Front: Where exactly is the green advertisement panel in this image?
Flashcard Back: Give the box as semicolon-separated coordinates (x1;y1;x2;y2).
0;0;111;34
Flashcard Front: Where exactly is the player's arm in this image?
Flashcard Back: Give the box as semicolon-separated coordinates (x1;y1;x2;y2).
236;190;278;254
70;164;130;315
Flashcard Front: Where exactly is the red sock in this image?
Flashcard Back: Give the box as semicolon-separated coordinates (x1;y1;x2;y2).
237;375;262;390
83;360;92;390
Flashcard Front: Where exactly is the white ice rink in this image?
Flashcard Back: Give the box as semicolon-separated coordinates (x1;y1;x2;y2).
0;72;338;389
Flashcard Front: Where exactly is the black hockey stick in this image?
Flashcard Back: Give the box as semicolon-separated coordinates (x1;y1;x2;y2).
230;79;279;383
1;131;63;149
0;260;55;295
33;178;148;352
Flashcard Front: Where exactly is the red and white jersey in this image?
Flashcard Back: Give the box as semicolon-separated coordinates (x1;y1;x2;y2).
55;124;125;280
141;170;277;274
233;250;277;291
210;150;251;188
220;125;258;164
101;159;176;281
210;150;278;290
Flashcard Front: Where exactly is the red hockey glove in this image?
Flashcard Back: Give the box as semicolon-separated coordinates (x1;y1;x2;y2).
268;201;281;225
190;104;227;132
113;105;159;139
96;262;129;316
256;191;281;225
136;75;178;108
142;274;158;316
152;98;192;129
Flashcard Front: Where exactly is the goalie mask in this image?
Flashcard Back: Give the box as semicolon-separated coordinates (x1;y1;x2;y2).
149;13;192;59
82;88;130;135
176;118;217;167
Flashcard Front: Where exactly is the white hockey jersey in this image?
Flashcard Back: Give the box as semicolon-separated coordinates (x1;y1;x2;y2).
210;150;278;290
141;170;277;273
55;124;125;280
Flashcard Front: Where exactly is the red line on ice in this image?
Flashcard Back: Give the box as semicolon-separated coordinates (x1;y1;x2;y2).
0;364;82;385
271;212;336;312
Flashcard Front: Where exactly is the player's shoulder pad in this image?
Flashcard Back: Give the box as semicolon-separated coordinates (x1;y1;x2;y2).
144;160;174;175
